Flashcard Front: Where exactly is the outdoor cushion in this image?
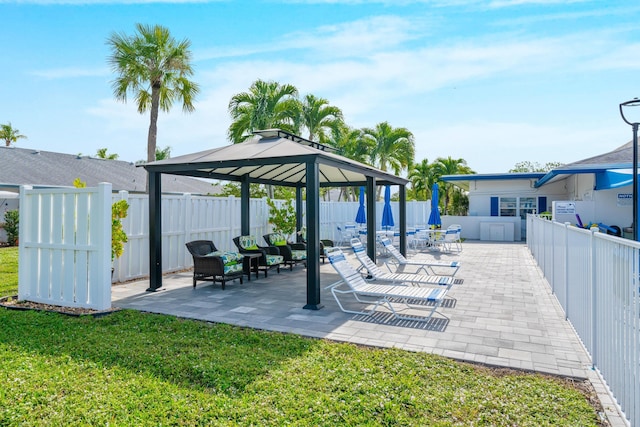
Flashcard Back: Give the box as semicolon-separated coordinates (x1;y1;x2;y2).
265;254;283;265
239;235;258;250
269;232;288;246
208;251;244;265
291;250;307;261
222;263;244;275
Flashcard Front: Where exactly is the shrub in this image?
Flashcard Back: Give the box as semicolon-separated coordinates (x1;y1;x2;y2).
112;200;129;261
4;210;19;246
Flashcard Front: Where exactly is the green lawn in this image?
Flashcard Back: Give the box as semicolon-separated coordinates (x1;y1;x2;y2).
0;247;602;426
0;246;18;297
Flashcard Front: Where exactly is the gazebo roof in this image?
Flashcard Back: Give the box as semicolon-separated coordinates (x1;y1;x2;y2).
143;129;408;187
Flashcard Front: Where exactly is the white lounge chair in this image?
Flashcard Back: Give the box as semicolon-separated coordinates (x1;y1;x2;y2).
324;247;448;322
350;238;463;289
377;236;461;276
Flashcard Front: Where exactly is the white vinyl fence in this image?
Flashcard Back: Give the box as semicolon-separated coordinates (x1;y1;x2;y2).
18;184;112;310
527;215;639;427
111;191;430;283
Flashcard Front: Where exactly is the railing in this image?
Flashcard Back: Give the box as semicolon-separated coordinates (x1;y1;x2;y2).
527;215;639;427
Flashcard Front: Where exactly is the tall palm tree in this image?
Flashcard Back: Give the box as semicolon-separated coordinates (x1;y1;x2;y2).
227;80;300;143
325;122;369;201
0;122;27;147
408;159;437;201
299;94;343;142
107;23;199;164
362;122;415;199
433;156;474;214
95;148;119;160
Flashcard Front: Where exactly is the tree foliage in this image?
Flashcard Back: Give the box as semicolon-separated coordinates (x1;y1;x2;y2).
96;148;119;160
509;161;562;173
107;23;199;164
0;123;27;147
266;198;296;236
227;80;299;143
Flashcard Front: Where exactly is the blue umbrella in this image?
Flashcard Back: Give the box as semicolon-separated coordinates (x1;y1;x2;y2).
355;186;366;224
381;185;394;230
427;183;441;228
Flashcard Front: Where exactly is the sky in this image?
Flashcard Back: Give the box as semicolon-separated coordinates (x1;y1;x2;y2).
1;0;639;174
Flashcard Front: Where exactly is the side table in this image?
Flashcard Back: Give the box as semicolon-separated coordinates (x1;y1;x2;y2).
242;253;262;281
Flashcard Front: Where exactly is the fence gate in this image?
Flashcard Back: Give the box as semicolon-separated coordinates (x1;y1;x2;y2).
18;183;112;310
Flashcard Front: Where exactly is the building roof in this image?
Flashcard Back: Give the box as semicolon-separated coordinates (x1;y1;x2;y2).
441;141;635;191
534;141;633;188
0;146;218;194
144;129;409;186
440;172;546;191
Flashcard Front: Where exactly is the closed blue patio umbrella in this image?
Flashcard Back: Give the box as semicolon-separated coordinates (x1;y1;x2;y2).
427;183;441;228
381;185;394;230
355;186;366;224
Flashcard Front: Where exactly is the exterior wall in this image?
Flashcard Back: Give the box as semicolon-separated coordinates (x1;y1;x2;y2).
559;174;632;232
467;178;568;217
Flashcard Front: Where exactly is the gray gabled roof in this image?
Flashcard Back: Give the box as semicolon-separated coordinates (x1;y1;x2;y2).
534;141;633;187
143;129;409;187
0;146;218;194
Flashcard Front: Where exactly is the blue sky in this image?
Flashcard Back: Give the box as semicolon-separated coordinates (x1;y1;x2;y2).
1;0;639;174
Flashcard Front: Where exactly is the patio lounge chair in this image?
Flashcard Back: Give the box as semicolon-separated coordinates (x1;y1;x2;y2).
263;232;307;271
432;229;462;253
350;238;463;289
324;247;448;322
233;235;283;277
377;236;461;276
185;240;244;290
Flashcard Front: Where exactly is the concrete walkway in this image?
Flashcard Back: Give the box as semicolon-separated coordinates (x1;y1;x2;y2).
111;241;626;426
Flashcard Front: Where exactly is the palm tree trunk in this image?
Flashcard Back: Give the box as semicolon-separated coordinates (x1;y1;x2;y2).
148;84;161;164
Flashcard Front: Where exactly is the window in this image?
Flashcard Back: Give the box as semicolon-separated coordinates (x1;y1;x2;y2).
494;196;537;219
519;197;536;220
500;197;517;217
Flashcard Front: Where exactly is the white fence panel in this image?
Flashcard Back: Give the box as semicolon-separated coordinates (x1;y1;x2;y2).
527;215;640;426
110;192;430;283
18;184;111;310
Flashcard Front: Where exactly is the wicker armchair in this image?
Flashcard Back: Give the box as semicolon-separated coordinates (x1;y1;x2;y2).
185;240;244;290
232;235;283;277
263;232;307;271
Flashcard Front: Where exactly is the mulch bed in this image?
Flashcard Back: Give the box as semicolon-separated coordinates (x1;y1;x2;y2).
0;295;120;317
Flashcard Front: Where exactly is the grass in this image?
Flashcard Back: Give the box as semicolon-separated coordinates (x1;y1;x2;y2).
0;246;18;297
0;247;602;426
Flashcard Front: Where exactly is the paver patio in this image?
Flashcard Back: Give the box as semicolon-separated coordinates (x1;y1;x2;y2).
111;240;626;426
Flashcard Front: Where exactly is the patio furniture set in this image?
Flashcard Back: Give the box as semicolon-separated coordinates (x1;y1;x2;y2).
185;234;336;290
323;235;464;323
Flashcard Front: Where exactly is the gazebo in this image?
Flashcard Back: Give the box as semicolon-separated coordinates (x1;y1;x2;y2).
142;129;410;310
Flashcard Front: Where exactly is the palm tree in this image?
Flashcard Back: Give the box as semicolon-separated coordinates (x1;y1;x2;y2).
362;122;415;199
325;122;369;201
95;148;119;160
0;123;27;147
408;159;437;201
107;23;199;165
227;80;300;143
299;94;343;142
433;156;474;214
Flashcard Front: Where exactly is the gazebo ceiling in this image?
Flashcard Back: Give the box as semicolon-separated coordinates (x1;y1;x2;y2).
142;129;408;188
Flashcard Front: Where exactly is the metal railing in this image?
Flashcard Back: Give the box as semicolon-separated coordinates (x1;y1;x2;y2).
527;215;639;426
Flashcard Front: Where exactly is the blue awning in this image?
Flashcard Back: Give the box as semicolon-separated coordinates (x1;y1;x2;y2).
595;169;634;190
